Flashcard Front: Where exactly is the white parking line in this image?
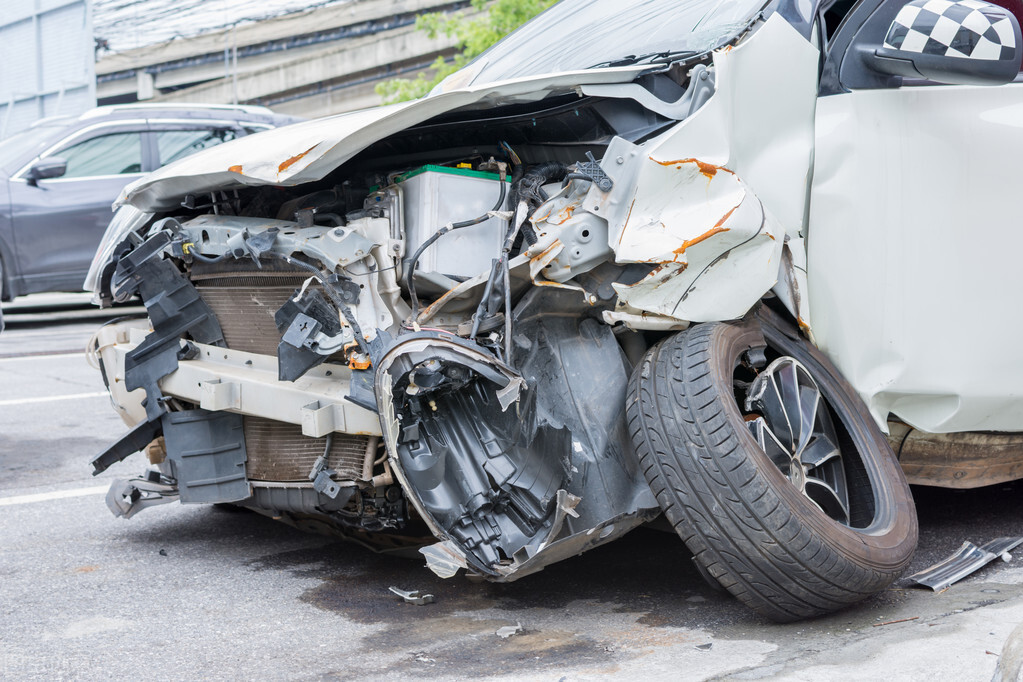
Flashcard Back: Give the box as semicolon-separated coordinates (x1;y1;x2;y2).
0;352;84;362
0;391;109;407
0;485;109;507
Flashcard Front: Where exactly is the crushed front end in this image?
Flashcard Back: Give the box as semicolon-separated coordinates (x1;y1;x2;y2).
87;9;818;580
87;155;668;575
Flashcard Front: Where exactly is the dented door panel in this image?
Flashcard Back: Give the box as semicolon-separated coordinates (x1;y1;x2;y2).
809;85;1023;433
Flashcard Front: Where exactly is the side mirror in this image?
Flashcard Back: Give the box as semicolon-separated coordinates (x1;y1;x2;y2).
864;0;1022;86
26;157;67;186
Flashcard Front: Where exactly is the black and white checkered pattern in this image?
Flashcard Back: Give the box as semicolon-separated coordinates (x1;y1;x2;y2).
884;0;1016;60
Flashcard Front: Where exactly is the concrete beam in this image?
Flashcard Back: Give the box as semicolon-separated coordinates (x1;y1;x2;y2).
96;0;465;76
148;23;461;111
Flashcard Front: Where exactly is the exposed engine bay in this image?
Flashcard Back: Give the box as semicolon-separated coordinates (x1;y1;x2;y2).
88;13;818;580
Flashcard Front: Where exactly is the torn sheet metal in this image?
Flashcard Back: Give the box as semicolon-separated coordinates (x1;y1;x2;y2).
608;175;782;322
771;235;813;341
908;537;1023;591
117;66;656;213
579;14;818;327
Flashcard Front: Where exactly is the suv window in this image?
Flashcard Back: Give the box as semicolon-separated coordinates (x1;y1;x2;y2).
156;128;238;166
56;132;143;178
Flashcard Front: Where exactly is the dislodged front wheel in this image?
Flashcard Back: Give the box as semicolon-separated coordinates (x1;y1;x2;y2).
626;309;918;621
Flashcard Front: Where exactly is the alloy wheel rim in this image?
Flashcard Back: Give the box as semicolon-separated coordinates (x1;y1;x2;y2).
743;356;851;525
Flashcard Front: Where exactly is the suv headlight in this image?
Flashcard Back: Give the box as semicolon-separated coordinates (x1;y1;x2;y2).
84;204;152;302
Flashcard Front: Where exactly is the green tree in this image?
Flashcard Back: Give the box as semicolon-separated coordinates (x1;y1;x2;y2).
376;0;557;104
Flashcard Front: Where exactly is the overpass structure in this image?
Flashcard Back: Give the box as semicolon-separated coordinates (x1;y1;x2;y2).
95;0;472;119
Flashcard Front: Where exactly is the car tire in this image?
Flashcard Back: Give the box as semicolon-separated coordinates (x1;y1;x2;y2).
626;308;918;622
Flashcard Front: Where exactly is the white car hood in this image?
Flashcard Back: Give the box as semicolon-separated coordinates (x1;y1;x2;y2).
117;66;653;213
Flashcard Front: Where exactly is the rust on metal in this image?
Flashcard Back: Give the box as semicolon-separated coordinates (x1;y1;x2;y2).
278;144;319;173
530;239;563;269
713;204;739;228
651;156;732;181
532;205;554;224
417;279;467;323
551;203;577;225
671;226;729;259
643;261;687;280
616;199;637;249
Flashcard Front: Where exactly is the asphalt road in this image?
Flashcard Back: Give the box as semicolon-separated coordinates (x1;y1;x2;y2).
2;295;1023;681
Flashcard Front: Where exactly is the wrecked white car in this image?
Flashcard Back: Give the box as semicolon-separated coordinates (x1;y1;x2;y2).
85;0;1023;622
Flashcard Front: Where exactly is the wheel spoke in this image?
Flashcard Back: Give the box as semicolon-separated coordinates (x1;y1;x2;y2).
747;417;793;474
775;362;802;449
795;384;820;458
804;477;850;525
799;434;841;469
747;375;794;452
744;356;852;527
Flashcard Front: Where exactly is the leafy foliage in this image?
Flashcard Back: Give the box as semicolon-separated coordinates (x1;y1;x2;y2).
375;0;557;104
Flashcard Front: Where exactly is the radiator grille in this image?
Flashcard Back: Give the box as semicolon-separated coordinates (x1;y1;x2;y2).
244;416;369;482
195;284;299;355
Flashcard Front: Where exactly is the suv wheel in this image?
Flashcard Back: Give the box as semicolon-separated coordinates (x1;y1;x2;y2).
626;309;918;621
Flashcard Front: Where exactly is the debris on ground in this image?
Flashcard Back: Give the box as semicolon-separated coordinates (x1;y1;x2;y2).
872;617;919;627
388;586;435;605
908;537;1023;591
496;622;523;638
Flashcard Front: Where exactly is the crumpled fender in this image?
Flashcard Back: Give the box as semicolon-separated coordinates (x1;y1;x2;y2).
582;14;819;330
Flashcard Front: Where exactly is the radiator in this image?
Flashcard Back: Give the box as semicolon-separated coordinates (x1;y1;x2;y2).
189;263;368;483
192;264;311;356
244;416;370;482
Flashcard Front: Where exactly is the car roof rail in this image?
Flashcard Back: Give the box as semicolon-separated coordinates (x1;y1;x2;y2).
79;103;275;119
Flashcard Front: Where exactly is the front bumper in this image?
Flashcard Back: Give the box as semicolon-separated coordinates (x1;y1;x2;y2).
99;321;380;439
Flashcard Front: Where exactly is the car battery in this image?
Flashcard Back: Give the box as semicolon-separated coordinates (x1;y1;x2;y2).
396;164;511;288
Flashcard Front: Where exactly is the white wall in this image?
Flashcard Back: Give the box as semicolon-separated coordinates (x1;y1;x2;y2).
0;0;96;138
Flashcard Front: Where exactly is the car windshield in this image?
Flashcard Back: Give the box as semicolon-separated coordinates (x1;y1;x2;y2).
449;0;769;88
0;123;66;175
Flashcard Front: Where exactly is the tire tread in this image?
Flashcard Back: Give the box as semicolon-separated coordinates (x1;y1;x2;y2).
626;321;916;622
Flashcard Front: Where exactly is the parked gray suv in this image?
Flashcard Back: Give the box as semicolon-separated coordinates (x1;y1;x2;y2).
0;104;300;300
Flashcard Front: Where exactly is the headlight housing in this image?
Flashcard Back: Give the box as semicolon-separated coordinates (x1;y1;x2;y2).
84;204;152;304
